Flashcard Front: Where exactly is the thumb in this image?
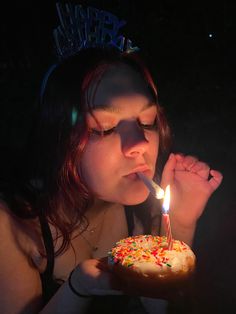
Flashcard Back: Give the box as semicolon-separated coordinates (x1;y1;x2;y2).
208;169;223;191
161;153;177;188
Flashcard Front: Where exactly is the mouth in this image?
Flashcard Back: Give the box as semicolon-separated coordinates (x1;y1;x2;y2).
124;165;152;180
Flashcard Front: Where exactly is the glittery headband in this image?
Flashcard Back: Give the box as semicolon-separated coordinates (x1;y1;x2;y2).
53;2;139;60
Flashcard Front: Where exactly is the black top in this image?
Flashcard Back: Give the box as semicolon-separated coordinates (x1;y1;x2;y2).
39;206;136;306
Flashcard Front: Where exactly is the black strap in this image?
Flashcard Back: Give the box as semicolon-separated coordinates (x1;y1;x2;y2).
38;213;55;280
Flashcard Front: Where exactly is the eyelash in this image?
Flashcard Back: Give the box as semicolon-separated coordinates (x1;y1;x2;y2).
90;120;158;136
91;127;116;136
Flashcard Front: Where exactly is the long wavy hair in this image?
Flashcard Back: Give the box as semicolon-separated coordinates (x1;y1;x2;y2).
3;47;171;255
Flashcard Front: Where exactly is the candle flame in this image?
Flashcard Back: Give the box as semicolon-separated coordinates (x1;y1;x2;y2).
163;185;170;213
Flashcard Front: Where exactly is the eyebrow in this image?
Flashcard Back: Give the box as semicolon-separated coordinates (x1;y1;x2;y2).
92;102;156;114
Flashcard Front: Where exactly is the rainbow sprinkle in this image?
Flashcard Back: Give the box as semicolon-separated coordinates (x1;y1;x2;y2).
108;235;191;269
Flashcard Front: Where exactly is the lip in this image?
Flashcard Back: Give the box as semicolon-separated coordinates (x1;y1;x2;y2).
124;165;152;179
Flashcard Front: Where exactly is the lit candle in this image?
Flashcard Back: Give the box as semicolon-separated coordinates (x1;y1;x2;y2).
162;185;173;250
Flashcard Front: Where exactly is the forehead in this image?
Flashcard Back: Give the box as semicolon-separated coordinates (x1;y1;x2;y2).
86;62;156;111
91;94;156;114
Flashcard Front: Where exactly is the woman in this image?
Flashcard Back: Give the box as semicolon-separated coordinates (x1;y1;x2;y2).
0;47;222;313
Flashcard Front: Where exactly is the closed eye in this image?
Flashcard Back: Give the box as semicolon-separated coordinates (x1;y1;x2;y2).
138;120;158;131
90;127;116;136
90;121;158;137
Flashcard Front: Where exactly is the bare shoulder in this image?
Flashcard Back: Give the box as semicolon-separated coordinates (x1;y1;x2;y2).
0;199;19;236
0;199;44;312
0;198;25;252
0;198;45;266
0;199;40;244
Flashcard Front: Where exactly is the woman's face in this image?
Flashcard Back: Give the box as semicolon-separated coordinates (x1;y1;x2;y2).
80;94;159;205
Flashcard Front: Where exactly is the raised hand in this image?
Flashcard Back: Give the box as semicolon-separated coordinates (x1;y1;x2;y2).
161;153;223;230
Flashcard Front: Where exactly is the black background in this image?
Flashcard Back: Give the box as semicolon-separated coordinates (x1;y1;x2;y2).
0;1;235;313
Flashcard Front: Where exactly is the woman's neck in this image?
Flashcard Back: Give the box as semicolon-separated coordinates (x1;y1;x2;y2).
85;199;116;221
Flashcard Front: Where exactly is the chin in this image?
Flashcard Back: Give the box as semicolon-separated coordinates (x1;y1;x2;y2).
119;190;150;206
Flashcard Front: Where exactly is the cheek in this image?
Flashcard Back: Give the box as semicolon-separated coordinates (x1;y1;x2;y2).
80;143;100;182
148;132;159;160
80;139;117;186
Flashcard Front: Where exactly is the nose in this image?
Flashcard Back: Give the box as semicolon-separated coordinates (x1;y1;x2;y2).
119;120;149;158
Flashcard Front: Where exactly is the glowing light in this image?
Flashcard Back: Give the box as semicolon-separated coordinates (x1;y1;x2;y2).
162;185;170;213
71;107;78;126
156;188;164;199
136;172;164;200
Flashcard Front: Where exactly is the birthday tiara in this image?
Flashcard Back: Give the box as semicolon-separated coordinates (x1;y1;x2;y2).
53;2;139;60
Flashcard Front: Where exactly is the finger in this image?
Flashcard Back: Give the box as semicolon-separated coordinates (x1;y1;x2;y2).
175;160;185;171
98;256;108;263
175;154;198;171
174;154;186;170
190;161;210;179
97;262;125;291
175;153;185;161
97;256;111;272
209;170;223;191
182;155;198;170
161;153;177;188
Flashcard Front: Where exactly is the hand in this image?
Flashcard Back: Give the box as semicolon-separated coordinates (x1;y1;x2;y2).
70;257;123;297
161;153;223;229
70;258;186;301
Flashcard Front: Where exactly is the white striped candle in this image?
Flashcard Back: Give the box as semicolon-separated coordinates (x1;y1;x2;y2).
162;185;173;250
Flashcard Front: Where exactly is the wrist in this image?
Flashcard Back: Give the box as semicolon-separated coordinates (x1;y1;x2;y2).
161;218;196;247
169;210;199;230
172;223;196;247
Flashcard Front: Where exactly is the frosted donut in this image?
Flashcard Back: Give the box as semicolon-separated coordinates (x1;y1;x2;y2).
108;235;196;282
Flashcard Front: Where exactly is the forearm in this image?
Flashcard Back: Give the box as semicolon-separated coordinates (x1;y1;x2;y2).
39;280;91;314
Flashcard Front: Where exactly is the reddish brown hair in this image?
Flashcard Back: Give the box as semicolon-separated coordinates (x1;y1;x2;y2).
11;47;171;255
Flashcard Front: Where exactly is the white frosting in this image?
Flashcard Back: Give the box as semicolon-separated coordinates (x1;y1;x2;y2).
108;235;196;278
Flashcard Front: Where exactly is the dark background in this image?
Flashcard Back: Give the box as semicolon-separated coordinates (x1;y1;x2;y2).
0;1;235;313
